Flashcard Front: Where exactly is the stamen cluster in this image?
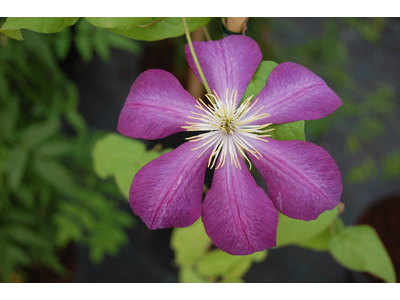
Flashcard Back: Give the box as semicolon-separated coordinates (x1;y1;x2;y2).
182;89;274;169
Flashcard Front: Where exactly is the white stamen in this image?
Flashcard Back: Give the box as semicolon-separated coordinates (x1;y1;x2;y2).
181;89;273;169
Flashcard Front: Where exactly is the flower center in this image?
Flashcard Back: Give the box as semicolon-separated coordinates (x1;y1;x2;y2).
182;89;274;169
220;116;235;134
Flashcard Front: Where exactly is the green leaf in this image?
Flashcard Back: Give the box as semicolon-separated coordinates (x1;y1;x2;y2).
329;225;396;283
7;225;49;247
0;17;79;36
22;30;63;79
0;96;19;138
58;201;96;230
64;108;87;137
196;248;266;279
196;249;266;279
250;250;268;263
74;18;94;63
197;249;245;277
269;121;306;141
381;150;400;179
7;146;29;189
53;26;72;61
346;156;378;183
92;133;171;199
13;186;35;208
107;33;141;55
6;243;31;266
37;140;73;158
0;242;31;282
221;277;245;283
19;117;60;148
295;218;344;251
85;17;152;30
32;157;77;198
5;209;38;225
109;17;210;41
276;207;339;247
223;256;253;279
242;60;278;102
171;218;211;267
53;214;84;246
178;267;208;283
40;250;66;275
94;28;111;60
39;184;51;208
87;223;128;263
0;29;23;40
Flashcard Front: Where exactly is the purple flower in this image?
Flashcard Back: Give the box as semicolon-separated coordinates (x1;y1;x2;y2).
117;35;343;255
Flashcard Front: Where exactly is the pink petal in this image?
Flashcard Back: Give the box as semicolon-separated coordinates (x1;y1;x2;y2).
129;141;211;229
250;62;342;124
202;156;278;255
250;138;342;221
118;69;197;140
185;35;262;106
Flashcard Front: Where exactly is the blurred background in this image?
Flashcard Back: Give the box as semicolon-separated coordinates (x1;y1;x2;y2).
0;17;399;283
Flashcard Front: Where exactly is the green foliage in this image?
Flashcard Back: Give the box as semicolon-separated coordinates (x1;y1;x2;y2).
53;27;72;61
75;18;141;63
170;218;211;267
329;225;396;283
7;146;29;189
343;83;398;183
178;267;208;283
109;17;211;41
85;17;152;30
381;150;400;179
294;218;344;251
92;133;171;200
0;26;137;282
197;249;267;279
0;29;23;41
342;18;386;44
1;17;211;44
346;156;378;183
171;219;268;283
0;17;79;39
276;207;339;247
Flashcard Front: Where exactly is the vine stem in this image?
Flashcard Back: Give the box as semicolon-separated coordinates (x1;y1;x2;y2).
182;17;211;95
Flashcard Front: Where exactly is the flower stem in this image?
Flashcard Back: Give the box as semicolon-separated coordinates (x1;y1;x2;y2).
182;17;211;95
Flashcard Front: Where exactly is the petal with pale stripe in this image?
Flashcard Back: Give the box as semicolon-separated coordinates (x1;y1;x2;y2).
118;69;197;140
185;35;262;107
129;141;211;229
202;156;278;255
250;62;342;125
250;138;342;221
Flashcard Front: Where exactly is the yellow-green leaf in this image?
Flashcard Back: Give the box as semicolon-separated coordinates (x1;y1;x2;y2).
329;225;396;283
110;17;210;41
1;17;79;39
276;207;339;247
92;133;171;199
171;218;212;267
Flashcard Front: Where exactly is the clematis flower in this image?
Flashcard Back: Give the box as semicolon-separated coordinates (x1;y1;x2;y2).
117;35;343;255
